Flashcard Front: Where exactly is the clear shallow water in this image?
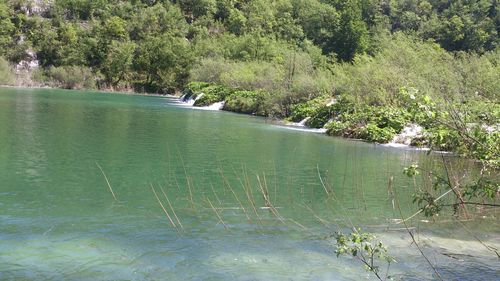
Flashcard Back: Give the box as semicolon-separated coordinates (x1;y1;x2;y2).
0;87;498;280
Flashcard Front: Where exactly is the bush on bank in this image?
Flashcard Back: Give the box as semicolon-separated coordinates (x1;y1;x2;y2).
0;57;14;85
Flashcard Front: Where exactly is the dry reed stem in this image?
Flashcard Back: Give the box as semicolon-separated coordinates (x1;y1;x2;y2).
151;184;179;234
234;167;263;226
160;185;184;231
396;187;456;224
177;151;194;204
454;218;500;258
441;155;469;218
273;160;278;205
302;203;333;229
219;168;251;221
287;218;310;232
95;161;118;201
210;182;222;205
206;197;228;229
173;172;182;191
391;187;443;280
257;174;285;224
317;164;331;197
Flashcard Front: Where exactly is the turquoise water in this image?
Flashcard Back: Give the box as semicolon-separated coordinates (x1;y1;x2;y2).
0;87;498;280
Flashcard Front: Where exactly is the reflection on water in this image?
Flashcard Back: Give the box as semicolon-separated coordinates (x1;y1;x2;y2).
0;87;498;280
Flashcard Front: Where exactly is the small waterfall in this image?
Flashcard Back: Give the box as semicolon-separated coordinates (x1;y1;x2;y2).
200;101;225;111
297;117;311;126
390;124;423;146
281;116;327;133
180;93;204;106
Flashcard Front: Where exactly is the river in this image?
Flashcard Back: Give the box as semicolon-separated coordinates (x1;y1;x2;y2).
0;87;498;280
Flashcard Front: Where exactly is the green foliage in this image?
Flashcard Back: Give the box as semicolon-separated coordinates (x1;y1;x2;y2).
289;96;330;122
464;178;500;201
332;0;369;61
184;81;211;93
403;163;420;177
223;90;270;116
424;126;462;152
334;229;395;280
44;66;96;89
325;120;350;137
305;106;334;129
0;1;16;57
465;127;500;168
0;57;14;85
412;190;443;217
360;123;396;143
321;98;411;143
396;86;437;127
102;40;135;87
135;35;194;93
193;85;233;106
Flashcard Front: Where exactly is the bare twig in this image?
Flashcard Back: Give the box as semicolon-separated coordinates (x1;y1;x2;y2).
392;188;443;280
151;184;179;234
96;161;118;201
206;197;228;229
159;185;184;231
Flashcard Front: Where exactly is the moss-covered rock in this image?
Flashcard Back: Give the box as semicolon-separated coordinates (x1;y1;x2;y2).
359;123;397;143
288;96;330;122
223;90;269;115
193;85;233;106
305;106;334;128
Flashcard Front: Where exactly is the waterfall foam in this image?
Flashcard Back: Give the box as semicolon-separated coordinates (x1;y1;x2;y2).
199;101;225;111
390;123;423;146
180;93;205;106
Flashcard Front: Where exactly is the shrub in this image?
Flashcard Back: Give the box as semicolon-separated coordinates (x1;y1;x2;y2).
193;85;233;106
185;81;211;92
326;121;349;136
223;90;269;115
289;96;330;122
360;123;396;143
425;127;462;151
45;66;96;89
180;81;211;101
305;106;334;128
369;106;409;132
0;57;14;85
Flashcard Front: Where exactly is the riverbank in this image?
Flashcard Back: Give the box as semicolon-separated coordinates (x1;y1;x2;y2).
4;83;497;157
178;82;499;158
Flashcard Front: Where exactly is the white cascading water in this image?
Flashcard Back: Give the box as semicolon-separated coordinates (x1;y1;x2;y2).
386;123;423;147
180;93;205;106
297;117;311;126
179;93;226;110
281;116;327;133
200;101;225;111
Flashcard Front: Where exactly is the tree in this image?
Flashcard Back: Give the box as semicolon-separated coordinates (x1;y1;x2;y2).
135;35;194;93
332;0;369;61
102;40;136;87
0;1;15;57
178;0;217;23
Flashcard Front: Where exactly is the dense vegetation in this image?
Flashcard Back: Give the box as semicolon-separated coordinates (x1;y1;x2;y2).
0;0;498;152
